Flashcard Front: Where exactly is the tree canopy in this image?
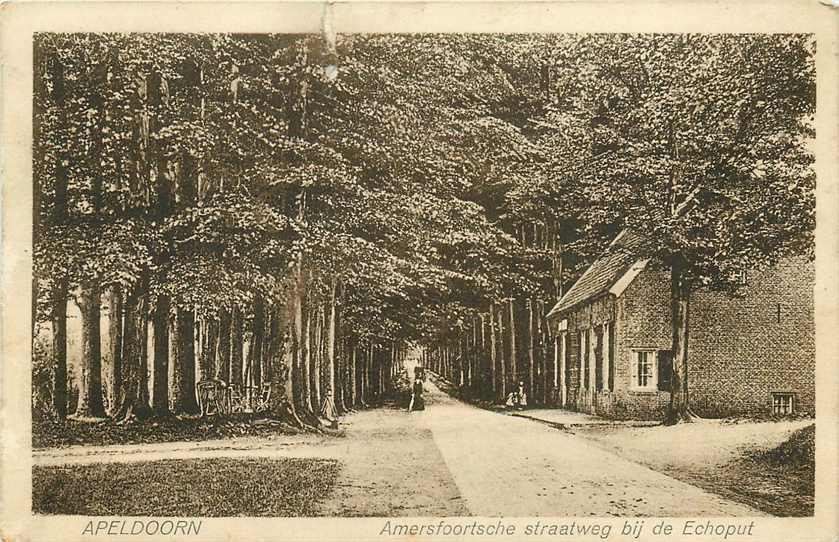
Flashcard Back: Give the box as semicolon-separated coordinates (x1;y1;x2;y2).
34;32;815;424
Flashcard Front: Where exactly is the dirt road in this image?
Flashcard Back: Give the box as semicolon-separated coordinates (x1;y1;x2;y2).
418;381;763;517
33;379;764;517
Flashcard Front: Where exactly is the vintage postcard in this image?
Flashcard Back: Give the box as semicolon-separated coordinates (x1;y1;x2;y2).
1;1;838;541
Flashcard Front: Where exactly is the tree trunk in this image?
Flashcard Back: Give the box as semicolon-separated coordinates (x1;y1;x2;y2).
527;299;535;402
139;303;151;409
279;315;299;424
262;311;278;384
74;282;106;418
302;306;314;414
369;346;376;400
247;296;265;388
338;339;348;413
382;345;388;394
230;307;244;389
199;317;219;382
554;335;561;406
458;337;465;387
359;345;367;405
350;344;358;407
538;301;548;405
260;310;278;397
445;346;451;381
509;299;517;390
152;295;170;416
172;307;199;414
373;347;387;401
284;281;304;427
217;308;232;382
327;280;337;409
49;281;69;420
263;305;294;427
291;283;318;427
497;305;506;402
553;222;564;299
470;324;476;390
479;315;486;397
49;53;70;420
361;345;371;406
666;256;695;424
311;305;322;411
106;287;123;416
117;285;151;421
489;304;497;400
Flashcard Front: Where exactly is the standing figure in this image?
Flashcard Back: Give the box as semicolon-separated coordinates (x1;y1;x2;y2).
516;381;527;410
408;376;425;412
321;385;339;429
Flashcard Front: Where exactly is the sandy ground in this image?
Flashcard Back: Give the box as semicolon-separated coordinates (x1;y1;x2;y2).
317;404;468;516
570;418;813;472
33;380;767;517
568;418;814;516
33;403;468;517
419;381;763;517
510;408;658;428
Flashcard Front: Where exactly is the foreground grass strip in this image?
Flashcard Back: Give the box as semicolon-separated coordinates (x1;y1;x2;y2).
33;457;340;516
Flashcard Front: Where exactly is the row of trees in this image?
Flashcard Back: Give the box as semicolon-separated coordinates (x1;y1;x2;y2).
421;299;556;405
34;33;814;426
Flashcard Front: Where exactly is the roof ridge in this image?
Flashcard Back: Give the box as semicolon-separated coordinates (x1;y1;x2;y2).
547;229;647;320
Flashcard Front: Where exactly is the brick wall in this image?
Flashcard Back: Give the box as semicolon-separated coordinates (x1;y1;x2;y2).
688;257;815;416
556;255;815;420
604;267;673;419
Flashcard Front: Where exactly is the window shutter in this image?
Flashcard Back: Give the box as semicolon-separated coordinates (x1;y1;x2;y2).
658;351;672;391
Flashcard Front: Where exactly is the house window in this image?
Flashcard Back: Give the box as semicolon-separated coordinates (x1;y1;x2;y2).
772;393;795;415
632;350;656;390
630;350;674;391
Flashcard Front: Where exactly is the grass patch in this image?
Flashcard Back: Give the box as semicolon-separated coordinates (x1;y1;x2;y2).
662;424;815;517
33;457;341;516
33;414;303;450
724;424;815;517
757;424;815;467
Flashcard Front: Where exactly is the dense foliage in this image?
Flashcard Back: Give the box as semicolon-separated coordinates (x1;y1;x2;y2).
33;33;815;424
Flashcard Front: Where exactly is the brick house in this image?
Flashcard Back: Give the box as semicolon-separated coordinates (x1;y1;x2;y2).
545;230;815;420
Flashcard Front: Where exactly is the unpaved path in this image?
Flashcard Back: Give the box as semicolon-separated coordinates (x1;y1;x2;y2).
34;380;765;517
33;404;467;517
419;381;765;517
317;403;468;516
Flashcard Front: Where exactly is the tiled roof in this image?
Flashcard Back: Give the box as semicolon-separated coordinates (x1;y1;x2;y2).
547;230;651;318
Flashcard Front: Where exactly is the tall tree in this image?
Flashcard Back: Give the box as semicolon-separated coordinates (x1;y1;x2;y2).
543;34;816;422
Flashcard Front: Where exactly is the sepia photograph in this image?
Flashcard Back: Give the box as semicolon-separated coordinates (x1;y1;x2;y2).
28;30;817;519
1;2;837;541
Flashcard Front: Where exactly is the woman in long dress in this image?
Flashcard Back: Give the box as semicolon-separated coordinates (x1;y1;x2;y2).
408;377;425;411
